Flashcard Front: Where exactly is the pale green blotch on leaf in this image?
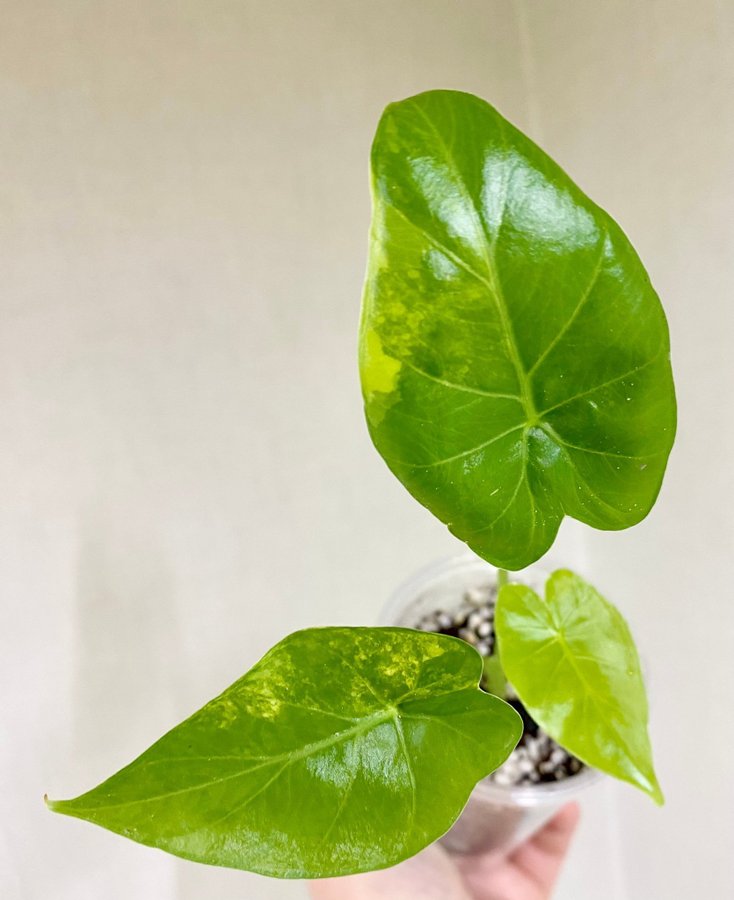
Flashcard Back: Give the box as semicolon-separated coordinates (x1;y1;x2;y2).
361;329;402;395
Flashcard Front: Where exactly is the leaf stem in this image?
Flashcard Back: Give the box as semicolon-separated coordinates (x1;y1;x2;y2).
482;569;511;698
482;654;508;699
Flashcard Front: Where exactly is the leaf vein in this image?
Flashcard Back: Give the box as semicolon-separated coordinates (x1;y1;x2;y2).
402;359;522;401
400;423;524;470
528;238;607;376
537;354;664;416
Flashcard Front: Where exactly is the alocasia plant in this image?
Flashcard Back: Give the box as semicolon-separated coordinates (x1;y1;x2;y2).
48;90;676;877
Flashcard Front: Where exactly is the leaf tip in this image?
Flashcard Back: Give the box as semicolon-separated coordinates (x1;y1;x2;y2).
648;780;665;807
635;767;664;806
45;793;69;814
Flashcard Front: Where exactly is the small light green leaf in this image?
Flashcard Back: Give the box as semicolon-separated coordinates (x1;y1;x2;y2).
47;628;521;877
359;89;676;570
495;570;663;803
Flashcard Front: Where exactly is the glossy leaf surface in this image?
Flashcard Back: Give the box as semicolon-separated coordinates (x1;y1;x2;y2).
360;90;676;569
495;570;662;803
48;627;521;877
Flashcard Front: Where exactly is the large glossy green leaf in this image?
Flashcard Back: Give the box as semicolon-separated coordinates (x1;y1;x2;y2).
48;627;521;877
359;90;676;569
495;570;662;803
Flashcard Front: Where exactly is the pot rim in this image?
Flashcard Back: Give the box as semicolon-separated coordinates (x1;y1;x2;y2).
379;551;605;807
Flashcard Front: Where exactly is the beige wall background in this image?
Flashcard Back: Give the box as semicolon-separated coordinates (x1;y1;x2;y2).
1;2;732;898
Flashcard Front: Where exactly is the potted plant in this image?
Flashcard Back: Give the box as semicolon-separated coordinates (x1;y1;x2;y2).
377;553;607;858
46;90;676;881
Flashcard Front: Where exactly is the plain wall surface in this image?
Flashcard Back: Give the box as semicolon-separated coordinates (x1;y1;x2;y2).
523;3;734;898
1;2;731;898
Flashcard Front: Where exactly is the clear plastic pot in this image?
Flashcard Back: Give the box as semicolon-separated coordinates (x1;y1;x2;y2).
379;553;603;856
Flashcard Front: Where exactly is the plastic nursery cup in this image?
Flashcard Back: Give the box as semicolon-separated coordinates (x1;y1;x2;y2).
379;554;603;856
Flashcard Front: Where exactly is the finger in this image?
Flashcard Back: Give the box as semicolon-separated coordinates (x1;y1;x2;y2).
527;802;581;857
508;802;581;891
308;845;470;899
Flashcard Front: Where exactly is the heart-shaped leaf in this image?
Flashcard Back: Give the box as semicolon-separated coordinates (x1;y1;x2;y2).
495;570;662;803
48;627;521;877
360;90;676;570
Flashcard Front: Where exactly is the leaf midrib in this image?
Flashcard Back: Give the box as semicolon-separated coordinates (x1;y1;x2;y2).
54;709;398;814
536;625;652;789
409;104;538;426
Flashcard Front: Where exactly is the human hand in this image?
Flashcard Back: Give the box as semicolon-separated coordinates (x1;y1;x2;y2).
308;802;580;900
